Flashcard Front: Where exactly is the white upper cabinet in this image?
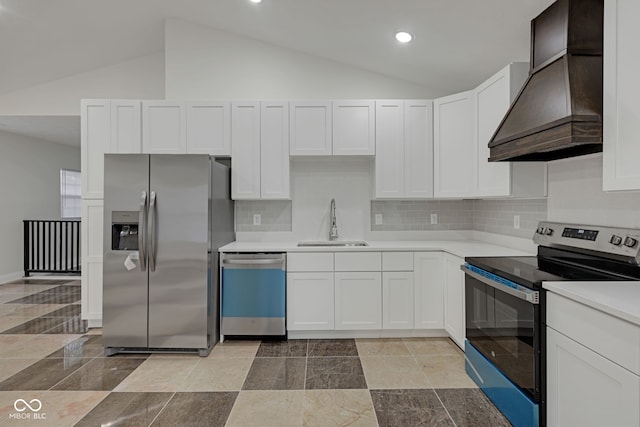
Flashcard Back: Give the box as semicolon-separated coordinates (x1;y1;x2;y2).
186;101;231;156
142;101;187;154
81;100;111;199
110;100;141;154
434;90;477;198
289;101;332;156
332;100;375;155
260;101;290;199
375;100;433;199
603;0;640;191
231;101;261;199
476;63;546;198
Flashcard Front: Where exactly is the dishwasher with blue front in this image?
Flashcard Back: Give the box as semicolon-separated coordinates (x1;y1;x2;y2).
220;253;286;337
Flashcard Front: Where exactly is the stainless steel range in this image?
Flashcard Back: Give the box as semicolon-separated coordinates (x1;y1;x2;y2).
462;221;640;427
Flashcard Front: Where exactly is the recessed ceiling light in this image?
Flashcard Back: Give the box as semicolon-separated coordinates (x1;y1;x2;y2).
249;0;262;3
395;32;413;43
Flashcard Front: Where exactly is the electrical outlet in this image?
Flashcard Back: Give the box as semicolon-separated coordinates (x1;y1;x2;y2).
253;214;261;226
375;214;383;225
430;213;438;224
514;215;520;229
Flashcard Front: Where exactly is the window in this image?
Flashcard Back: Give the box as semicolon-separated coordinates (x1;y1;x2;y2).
60;169;81;218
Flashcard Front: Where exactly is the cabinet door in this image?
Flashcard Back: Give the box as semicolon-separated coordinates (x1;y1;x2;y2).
335;272;382;330
231;101;261;199
414;252;444;329
547;327;640;427
81;199;104;326
81;100;110;199
142;101;186;154
375;100;405;198
287;272;334;331
260;101;290;199
333;100;375;155
443;253;465;348
186;101;230;155
603;0;640;191
289;101;332;155
382;272;414;329
433;91;477;198
404;100;434;198
110;100;141;154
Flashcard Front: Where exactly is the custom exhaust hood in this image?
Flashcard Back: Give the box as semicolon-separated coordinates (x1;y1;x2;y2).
489;0;603;162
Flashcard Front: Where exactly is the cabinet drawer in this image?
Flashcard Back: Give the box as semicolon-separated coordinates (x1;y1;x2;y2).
547;292;640;375
287;252;334;272
334;252;381;271
382;252;414;271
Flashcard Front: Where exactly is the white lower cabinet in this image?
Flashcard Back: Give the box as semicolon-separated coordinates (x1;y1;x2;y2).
81;199;104;326
287;272;334;331
547;327;640;427
335;272;382;330
443;253;465;348
382;272;414;329
414;252;444;329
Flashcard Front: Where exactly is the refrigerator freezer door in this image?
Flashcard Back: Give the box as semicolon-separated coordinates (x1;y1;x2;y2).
148;155;210;349
103;154;150;348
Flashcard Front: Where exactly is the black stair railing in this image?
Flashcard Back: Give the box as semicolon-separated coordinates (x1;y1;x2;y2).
23;220;81;277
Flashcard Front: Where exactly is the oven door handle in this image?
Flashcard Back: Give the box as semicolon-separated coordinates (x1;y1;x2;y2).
461;265;539;304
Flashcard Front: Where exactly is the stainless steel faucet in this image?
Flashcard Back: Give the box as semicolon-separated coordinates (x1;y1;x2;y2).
329;198;339;241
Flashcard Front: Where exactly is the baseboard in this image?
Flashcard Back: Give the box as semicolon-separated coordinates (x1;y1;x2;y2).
0;271;23;285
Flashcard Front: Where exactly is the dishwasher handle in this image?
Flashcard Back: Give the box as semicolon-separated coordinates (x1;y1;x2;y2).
221;253;286;270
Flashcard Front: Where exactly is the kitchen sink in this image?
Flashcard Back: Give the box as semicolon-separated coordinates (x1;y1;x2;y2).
297;240;369;247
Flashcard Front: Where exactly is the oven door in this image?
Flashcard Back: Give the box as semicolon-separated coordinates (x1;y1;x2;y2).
462;264;541;401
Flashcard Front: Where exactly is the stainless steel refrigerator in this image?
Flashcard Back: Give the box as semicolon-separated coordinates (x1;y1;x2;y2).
102;154;234;356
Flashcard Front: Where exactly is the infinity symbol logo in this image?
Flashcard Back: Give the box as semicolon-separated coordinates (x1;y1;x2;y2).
13;399;42;412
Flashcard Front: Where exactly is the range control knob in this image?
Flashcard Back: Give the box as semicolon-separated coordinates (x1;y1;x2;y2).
624;236;638;248
610;235;623;246
537;226;545;235
545;228;554;236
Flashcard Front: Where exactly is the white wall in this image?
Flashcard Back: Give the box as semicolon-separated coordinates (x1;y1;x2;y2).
165;19;437;100
0;131;80;282
0;52;165;116
547;153;640;228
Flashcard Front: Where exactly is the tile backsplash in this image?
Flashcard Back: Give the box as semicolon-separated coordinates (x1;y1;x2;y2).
472;199;547;239
235;200;292;232
370;200;474;231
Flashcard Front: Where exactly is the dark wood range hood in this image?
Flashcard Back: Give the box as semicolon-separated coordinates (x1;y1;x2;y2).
489;0;603;162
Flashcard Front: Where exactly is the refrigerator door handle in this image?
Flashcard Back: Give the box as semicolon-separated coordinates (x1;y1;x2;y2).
149;191;157;272
139;191;147;272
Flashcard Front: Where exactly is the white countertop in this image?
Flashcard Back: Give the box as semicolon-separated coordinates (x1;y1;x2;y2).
543;281;640;327
218;240;533;259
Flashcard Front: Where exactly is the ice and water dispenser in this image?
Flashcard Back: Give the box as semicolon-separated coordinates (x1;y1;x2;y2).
111;211;139;251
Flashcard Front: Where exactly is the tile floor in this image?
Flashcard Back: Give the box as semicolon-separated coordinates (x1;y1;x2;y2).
0;279;511;426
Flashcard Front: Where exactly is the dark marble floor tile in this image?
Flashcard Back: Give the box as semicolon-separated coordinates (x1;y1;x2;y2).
436;388;511;427
307;339;358;357
43;315;88;334
7;287;81;304
42;304;81;317
371;389;454;427
75;392;173;427
255;339;307;357
5;279;68;285
305;356;367;389
1;316;65;334
52;357;145;391
151;392;238;427
242;357;306;390
46;335;104;358
0;356;92;390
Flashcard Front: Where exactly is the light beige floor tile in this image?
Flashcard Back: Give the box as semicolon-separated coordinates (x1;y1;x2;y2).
0;390;108;427
85;327;102;335
0;317;36;332
360;356;431;389
403;337;462;356
0;359;40;382
0;335;80;359
0;284;59;296
185;357;253;391
414;353;478;388
113;357;199;392
0;304;66;317
225;390;304;427
355;339;411;356
303;389;378;427
209;340;260;358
